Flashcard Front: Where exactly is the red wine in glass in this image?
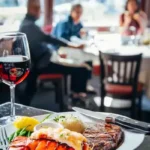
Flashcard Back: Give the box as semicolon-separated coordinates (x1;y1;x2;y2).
0;55;30;85
0;32;31;125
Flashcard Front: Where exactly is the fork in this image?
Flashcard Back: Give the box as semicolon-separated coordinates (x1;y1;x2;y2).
0;127;9;150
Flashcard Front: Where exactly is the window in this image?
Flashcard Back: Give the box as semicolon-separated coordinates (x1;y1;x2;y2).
0;0;142;33
0;0;27;32
0;0;45;32
53;0;127;27
0;0;26;7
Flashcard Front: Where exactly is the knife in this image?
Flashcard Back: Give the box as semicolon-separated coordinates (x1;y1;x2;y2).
72;107;150;133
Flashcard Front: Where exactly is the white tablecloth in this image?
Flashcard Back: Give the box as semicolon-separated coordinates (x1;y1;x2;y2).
59;42;150;98
59;45;150;69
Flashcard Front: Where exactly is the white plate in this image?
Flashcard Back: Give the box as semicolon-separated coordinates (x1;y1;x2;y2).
1;112;145;150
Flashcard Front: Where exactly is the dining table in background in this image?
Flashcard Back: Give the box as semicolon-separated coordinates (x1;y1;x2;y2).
0;102;149;150
58;33;150;98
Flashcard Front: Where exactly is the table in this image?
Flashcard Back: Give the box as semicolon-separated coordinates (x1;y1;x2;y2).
0;102;52;119
0;102;149;150
58;33;150;98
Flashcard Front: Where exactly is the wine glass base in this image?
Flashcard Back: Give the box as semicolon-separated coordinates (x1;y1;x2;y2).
0;116;17;125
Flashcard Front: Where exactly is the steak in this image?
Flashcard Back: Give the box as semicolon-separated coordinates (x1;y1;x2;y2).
83;122;124;150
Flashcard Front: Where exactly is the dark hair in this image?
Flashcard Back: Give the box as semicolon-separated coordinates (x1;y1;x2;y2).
125;0;140;12
71;3;83;12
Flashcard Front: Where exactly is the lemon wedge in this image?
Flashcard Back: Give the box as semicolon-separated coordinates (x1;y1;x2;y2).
13;117;40;131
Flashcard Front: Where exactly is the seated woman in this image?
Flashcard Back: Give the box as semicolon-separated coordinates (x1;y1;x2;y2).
53;3;95;94
52;4;85;41
120;0;147;36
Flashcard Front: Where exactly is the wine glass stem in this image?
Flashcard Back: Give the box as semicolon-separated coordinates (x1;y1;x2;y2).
10;84;16;120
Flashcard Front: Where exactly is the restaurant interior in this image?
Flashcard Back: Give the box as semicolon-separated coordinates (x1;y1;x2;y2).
1;1;150;150
0;0;150;124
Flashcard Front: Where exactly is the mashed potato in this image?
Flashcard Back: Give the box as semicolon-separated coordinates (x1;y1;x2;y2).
53;114;85;133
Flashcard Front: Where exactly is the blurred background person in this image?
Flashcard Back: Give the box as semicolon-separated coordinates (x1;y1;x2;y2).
120;0;147;36
53;3;96;94
18;0;91;106
52;3;86;42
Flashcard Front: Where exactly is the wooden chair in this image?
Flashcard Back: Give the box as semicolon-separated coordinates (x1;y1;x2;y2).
99;51;143;119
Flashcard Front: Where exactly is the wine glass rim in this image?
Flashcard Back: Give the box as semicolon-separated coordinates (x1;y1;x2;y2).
0;32;26;38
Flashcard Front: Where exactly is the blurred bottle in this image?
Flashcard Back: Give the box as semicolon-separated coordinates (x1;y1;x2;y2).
142;28;150;47
128;26;136;45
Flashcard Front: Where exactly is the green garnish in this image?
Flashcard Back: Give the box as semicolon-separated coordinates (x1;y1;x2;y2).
27;131;32;137
40;114;52;123
66;133;70;136
60;133;64;138
53;115;66;122
19;130;27;136
8;132;15;143
8;126;33;143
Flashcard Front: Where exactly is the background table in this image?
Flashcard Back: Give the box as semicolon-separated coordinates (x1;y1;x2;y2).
0;102;150;149
58;33;150;98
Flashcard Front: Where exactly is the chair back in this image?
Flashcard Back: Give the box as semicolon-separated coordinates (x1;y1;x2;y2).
99;51;142;91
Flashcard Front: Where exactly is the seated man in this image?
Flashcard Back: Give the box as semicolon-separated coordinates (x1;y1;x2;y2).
19;0;90;106
52;3;85;41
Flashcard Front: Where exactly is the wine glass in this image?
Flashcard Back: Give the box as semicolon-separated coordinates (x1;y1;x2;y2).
0;32;30;124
